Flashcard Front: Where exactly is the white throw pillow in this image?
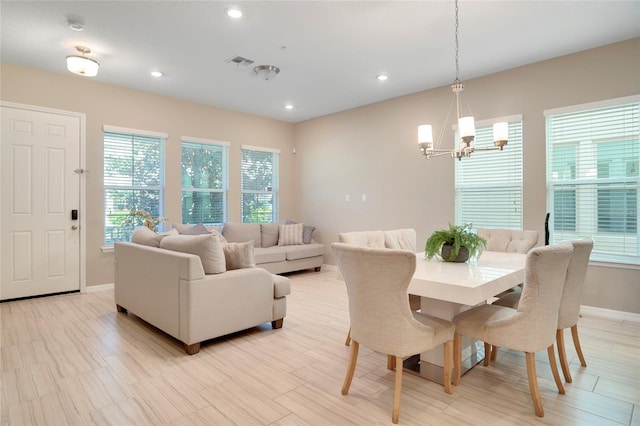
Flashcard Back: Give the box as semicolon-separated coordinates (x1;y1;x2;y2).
278;223;304;246
160;234;226;274
223;241;255;270
131;226;163;247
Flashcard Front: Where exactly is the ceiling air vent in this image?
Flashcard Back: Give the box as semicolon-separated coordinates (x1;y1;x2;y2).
226;56;255;67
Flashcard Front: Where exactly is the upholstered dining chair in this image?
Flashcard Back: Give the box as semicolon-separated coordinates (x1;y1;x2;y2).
338;229;421;346
452;242;573;417
332;243;454;424
494;238;594;383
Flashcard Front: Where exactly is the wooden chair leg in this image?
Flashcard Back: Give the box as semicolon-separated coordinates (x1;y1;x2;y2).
571;325;587;367
344;327;352;346
453;333;462;386
392;355;403;424
525;352;544;417
443;340;453;395
387;355;396;370
547;345;565;395
483;342;491;366
491;345;498;360
342;341;359;395
556;329;572;383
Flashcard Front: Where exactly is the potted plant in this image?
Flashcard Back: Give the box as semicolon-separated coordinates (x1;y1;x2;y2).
425;223;487;262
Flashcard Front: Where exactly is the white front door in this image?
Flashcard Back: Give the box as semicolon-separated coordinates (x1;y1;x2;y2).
1;104;82;300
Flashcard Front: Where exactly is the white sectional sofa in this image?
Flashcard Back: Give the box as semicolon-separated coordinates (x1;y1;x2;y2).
114;241;291;354
221;222;324;274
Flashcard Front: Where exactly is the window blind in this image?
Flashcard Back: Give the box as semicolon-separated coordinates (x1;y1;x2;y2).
241;146;279;223
181;139;229;226
455;117;523;229
103;130;165;246
546;96;639;264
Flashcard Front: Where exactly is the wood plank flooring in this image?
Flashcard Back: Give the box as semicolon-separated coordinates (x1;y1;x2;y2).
1;268;639;425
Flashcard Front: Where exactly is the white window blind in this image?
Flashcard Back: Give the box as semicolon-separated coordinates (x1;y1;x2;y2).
455;116;523;229
103;128;165;246
181;138;229;226
241;146;279;223
546;96;639;264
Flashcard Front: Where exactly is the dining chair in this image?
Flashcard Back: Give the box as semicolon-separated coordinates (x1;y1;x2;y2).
493;238;594;383
332;243;454;424
338;229;421;347
478;227;540;360
452;242;573;417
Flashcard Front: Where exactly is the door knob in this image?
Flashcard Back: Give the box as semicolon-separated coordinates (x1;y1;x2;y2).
71;225;78;230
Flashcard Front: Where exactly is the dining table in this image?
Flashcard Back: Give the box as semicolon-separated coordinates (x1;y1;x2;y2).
405;250;527;384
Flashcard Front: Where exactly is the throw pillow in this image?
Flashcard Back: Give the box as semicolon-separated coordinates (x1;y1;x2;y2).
260;223;280;248
286;219;316;244
160;234;226;274
131;226;163;247
278;223;304;246
207;226;228;243
173;223;210;235
223;241;255;270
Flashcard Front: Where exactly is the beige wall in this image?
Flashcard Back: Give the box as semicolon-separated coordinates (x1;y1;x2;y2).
294;38;640;313
1;63;297;286
1;38;639;313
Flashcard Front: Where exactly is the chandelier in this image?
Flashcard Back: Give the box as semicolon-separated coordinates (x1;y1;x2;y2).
418;0;508;160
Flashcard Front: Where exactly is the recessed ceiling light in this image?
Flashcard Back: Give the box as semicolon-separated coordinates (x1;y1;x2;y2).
285;104;294;110
377;74;388;81
226;7;243;19
150;71;163;78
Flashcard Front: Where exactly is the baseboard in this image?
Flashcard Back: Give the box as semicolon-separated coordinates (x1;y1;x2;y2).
322;263;337;271
85;283;114;293
580;305;640;323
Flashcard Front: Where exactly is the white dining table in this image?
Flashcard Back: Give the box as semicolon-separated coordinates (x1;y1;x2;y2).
405;250;527;383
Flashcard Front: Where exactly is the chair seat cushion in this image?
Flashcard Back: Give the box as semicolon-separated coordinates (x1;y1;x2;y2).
493;291;520;309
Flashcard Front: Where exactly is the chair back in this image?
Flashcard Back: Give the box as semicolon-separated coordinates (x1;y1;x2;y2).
515;242;573;351
331;243;436;356
477;228;539;253
338;230;386;248
557;238;594;329
384;228;417;252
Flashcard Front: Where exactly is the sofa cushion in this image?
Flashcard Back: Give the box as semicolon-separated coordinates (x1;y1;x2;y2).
273;274;292;298
285;243;324;261
254;247;287;264
223;222;262;247
260;223;280;248
286;219;316;244
160;234;226;274
131;226;164;247
223;241;255;270
278;223;304;246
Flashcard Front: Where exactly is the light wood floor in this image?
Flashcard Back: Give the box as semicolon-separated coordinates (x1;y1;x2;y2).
1;269;639;425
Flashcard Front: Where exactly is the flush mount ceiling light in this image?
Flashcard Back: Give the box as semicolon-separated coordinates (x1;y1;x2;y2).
377;74;388;81
66;46;99;77
253;65;280;81
418;0;507;160
226;7;243;19
150;71;163;77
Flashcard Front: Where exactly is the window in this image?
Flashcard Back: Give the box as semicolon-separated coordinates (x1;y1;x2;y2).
241;145;279;223
546;95;639;264
181;138;229;226
103;126;166;246
455;115;523;229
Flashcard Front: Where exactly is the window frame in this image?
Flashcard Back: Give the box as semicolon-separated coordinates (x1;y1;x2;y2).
102;125;166;248
241;145;280;223
180;136;230;226
545;95;640;266
455;114;524;230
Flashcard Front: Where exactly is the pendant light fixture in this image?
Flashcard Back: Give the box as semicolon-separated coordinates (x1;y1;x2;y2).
66;46;100;77
418;0;508;160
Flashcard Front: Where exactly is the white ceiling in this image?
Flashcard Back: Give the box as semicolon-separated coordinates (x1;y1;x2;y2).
2;1;639;123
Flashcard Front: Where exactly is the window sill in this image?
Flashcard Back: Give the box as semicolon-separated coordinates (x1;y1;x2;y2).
589;259;639;270
102;246;114;254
